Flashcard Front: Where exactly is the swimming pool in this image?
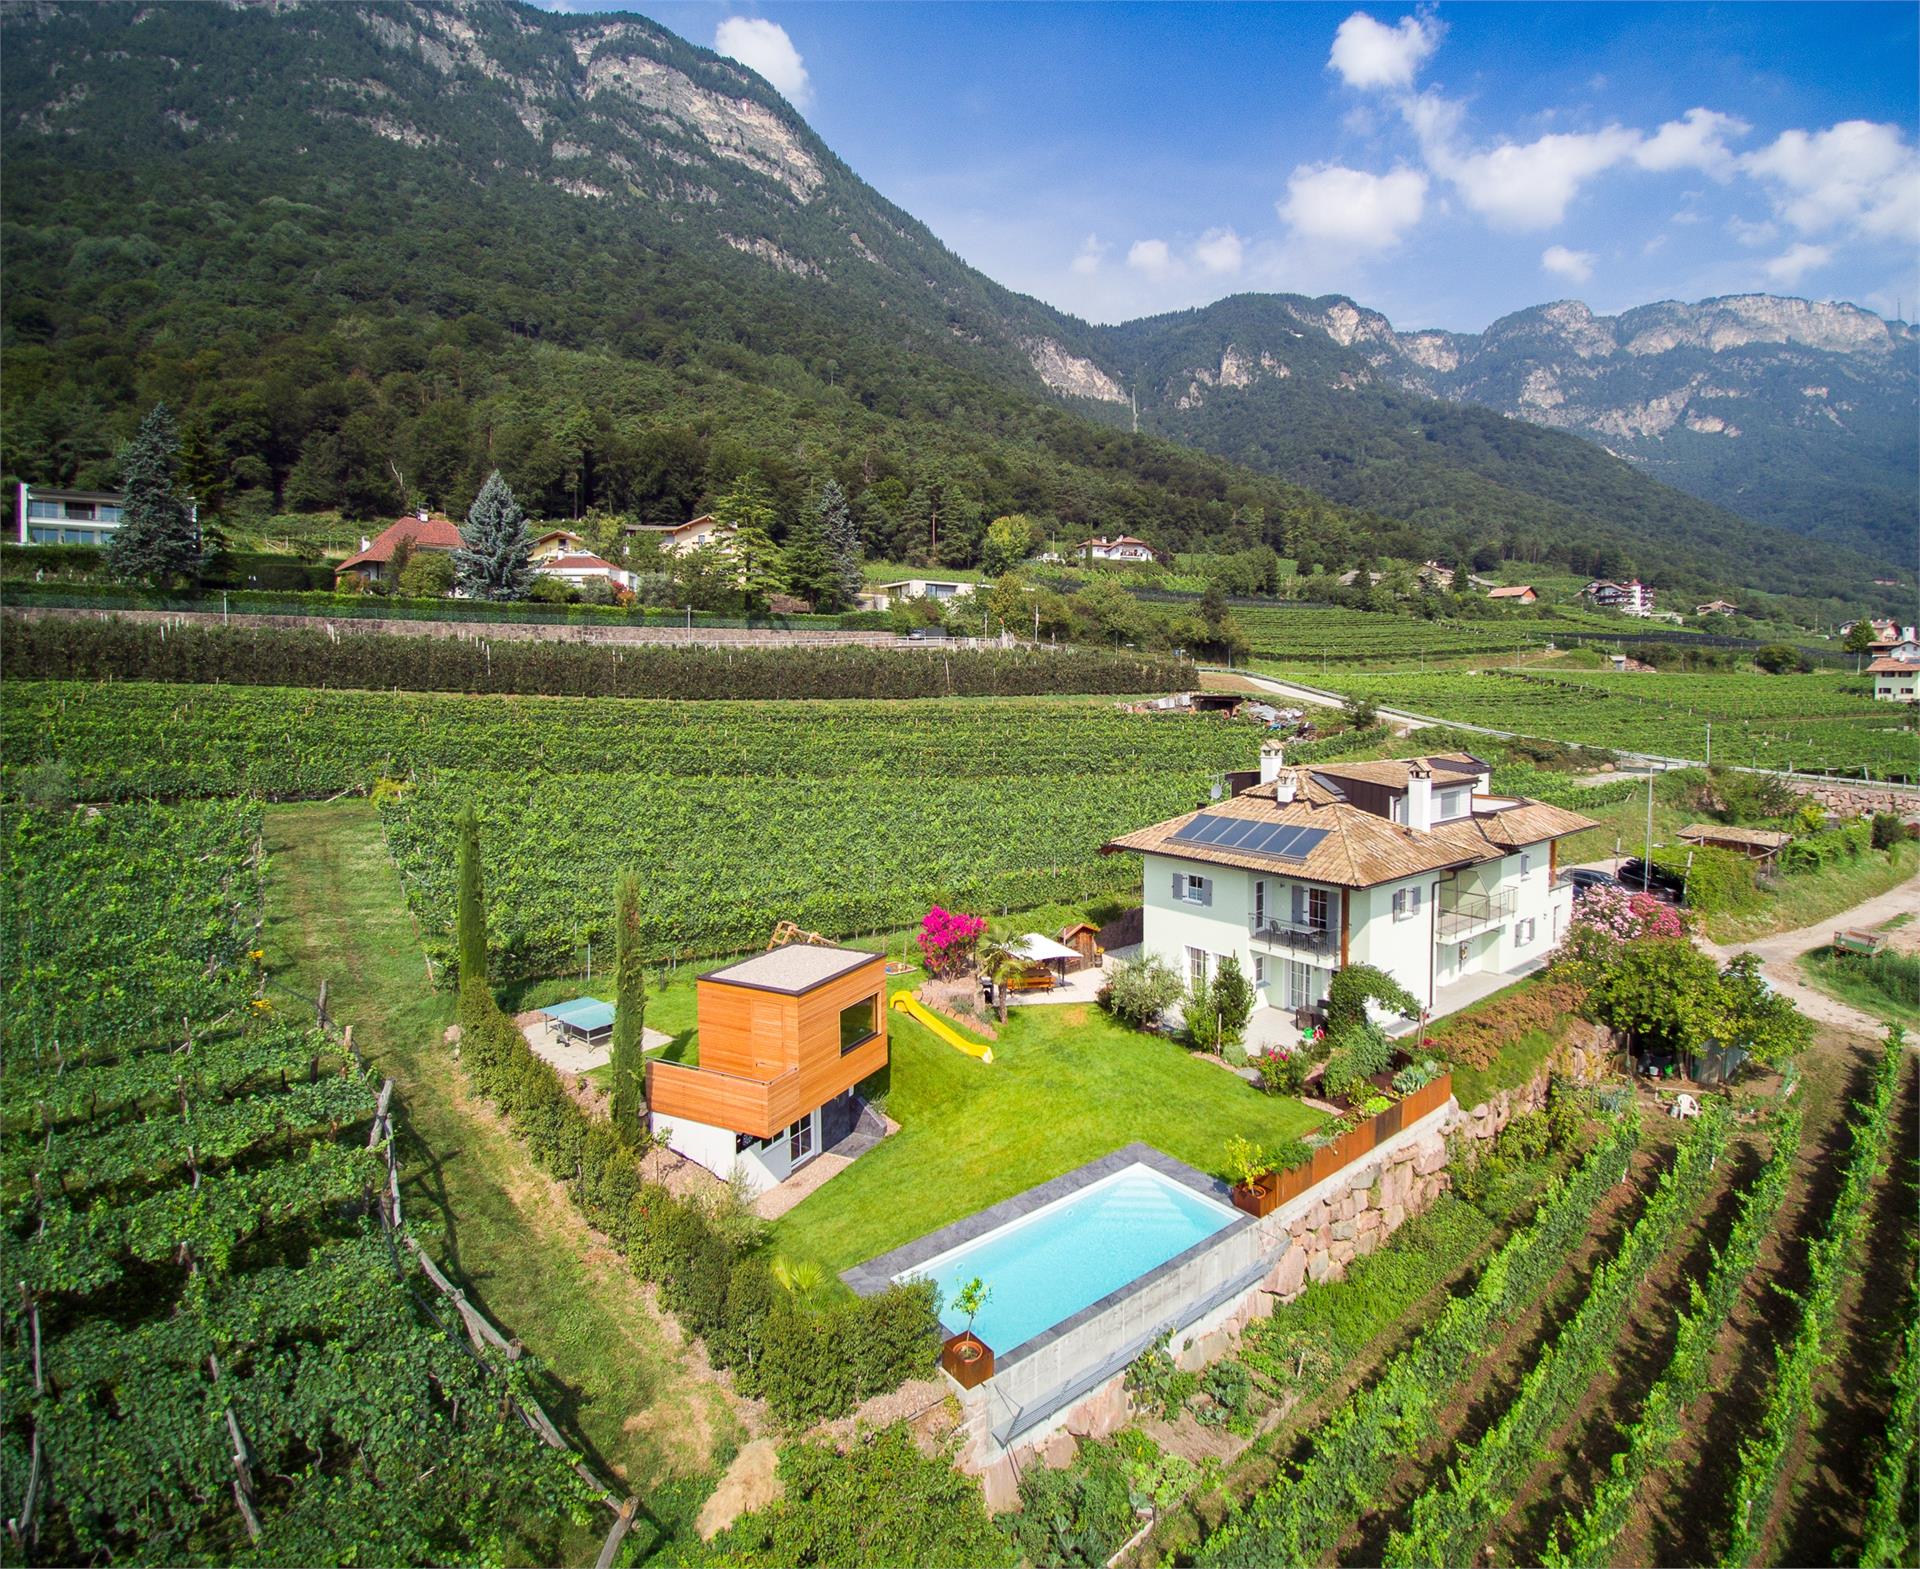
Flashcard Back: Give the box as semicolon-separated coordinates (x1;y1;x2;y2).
898;1163;1239;1354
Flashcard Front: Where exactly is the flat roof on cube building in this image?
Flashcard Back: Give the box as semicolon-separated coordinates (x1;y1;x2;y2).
700;945;880;995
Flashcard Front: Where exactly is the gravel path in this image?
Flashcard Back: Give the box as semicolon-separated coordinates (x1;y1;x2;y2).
1699;873;1920;1036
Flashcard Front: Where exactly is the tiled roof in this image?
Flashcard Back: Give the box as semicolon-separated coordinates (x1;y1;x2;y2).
1679;823;1792;850
1310;752;1487;791
336;515;464;572
542;553;616;571
1102;772;1596;889
1866;658;1918;673
1487;585;1535;599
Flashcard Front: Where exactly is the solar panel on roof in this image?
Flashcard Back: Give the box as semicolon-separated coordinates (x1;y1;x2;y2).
1170;814;1328;862
1212;820;1265;848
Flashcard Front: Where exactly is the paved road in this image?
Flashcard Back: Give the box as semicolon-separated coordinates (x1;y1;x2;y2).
1699;872;1920;1037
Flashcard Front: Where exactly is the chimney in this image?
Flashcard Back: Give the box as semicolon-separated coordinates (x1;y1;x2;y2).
417;508;430;523
360;535;372;552
1272;767;1299;805
1406;759;1434;832
1259;740;1287;786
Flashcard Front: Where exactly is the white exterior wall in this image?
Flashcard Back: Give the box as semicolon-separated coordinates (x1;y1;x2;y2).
1875;669;1918;702
1141;853;1339;1011
1348;874;1437;1008
649;1107;820;1198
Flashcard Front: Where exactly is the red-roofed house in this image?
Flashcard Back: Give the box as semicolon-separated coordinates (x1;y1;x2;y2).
534;551;636;593
334;510;464;588
1487;585;1538;604
1867;658;1919;703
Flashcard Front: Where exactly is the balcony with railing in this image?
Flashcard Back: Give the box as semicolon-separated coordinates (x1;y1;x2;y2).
1247;915;1337;957
1435;886;1517;942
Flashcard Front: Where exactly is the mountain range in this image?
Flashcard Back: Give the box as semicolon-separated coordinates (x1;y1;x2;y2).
0;0;1910;607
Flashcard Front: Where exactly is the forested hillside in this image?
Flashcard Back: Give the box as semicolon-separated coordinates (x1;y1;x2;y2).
0;0;1896;608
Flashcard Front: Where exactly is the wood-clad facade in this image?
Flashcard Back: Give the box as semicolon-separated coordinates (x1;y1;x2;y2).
648;952;888;1142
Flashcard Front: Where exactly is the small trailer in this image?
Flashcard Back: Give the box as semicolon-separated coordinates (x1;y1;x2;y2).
1832;927;1885;956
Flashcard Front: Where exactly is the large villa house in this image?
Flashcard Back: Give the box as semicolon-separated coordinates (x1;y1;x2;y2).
1105;746;1596;1045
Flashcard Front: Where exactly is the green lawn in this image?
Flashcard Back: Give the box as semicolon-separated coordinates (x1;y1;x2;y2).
1799;944;1920;1031
769;1002;1324;1278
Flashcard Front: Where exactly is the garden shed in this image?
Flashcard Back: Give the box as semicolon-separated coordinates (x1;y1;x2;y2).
1058;922;1101;969
1678;822;1792;869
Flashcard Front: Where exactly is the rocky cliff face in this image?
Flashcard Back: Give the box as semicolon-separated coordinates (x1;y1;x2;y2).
1111;290;1916;563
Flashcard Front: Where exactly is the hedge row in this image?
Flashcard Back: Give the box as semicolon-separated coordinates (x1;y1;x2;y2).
1720;1027;1907;1567
1197;1112;1642;1568
0;576;880;629
1543;1106;1802;1569
1776;819;1875;874
1;617;1195;701
455;982;941;1427
1387;1101;1733;1565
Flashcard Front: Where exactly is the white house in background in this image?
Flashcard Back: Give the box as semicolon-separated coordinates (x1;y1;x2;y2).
1867;658;1919;703
856;578;971;610
16;484;198;547
627;513;734;557
1582;578;1656;616
534;551;636;593
1868;636;1920;663
1079;535;1158;564
1104;745;1596;1050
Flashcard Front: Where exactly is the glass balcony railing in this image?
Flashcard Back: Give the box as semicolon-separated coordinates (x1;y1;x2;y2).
1435;887;1517;941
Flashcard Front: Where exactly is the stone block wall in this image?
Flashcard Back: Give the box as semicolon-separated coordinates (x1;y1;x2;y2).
1789;780;1920;821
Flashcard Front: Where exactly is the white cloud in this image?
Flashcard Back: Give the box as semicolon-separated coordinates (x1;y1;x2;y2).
1742;120;1920;242
1634;107;1750;178
1763;241;1834;286
713;17;812;108
1193;227;1245;275
1280;163;1428;250
1541;244;1596;283
1726;215;1779;247
1408;99;1642;229
1642;233;1668;257
1070;234;1107;276
1328;10;1442;90
1126;238;1175;280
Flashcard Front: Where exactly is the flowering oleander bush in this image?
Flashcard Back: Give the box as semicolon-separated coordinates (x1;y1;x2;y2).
1551;884;1685;981
916;905;985;976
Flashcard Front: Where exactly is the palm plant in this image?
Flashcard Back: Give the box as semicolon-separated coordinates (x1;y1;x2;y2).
770;1256;825;1307
976;936;1029;1023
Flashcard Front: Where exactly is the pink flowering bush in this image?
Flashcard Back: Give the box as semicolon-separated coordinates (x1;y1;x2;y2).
1552;884;1687;981
917;905;986;977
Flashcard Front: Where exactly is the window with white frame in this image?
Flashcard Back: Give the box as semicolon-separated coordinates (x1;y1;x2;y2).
1173;871;1211;906
1439;788;1468;819
1519;852;1533;878
1285;958;1315;1010
1253;954;1267;987
1392;885;1424;921
1186;946;1208;986
1516;918;1536;945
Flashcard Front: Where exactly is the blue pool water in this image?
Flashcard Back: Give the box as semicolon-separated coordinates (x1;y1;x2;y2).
903;1164;1238;1354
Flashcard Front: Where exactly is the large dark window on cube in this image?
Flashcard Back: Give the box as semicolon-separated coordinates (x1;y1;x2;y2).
839;995;877;1054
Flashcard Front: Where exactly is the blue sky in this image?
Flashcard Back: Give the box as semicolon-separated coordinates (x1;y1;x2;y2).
591;2;1918;332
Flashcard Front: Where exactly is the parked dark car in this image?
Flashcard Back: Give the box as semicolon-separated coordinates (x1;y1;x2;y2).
1616;857;1685;903
1565;868;1619;901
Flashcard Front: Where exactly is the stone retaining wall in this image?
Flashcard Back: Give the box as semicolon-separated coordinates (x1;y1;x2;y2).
1790;780;1920;820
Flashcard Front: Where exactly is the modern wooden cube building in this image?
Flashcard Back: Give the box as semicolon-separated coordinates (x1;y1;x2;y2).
647;945;889;1195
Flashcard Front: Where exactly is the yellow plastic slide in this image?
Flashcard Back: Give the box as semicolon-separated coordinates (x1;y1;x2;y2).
890;991;993;1063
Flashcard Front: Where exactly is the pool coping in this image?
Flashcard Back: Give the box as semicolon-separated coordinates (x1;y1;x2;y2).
839;1142;1253;1371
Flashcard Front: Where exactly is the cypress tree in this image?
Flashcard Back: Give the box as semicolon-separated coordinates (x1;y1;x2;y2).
819;479;863;608
608;871;647;1140
105;403;201;587
454;470;534;601
456;808;489;990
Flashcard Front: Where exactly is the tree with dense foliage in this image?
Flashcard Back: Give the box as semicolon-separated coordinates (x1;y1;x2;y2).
398;549;455;598
1101;954;1184;1029
454;471;535;601
1325;963;1419;1033
1752;642;1812;674
456;806;488;989
1710;953;1814;1065
980;513;1041;576
780;506;840;611
1212;953;1256;1048
609;870;647;1138
1587;936;1721;1055
1843;616;1879;662
104;403;201;587
714;472;786;611
818;479;863;608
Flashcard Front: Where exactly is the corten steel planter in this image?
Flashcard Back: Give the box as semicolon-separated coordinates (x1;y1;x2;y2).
1230;1180;1280;1218
942;1332;995;1387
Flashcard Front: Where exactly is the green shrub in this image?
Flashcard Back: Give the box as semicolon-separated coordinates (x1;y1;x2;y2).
1651;843;1760;915
1870;811;1915;850
1006;1440;1137;1568
699;1424;1017;1569
1125;1333;1198;1419
1322;1022;1394;1101
1325;963;1418;1034
1777;819;1874;873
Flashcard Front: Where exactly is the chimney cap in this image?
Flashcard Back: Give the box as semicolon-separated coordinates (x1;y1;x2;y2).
1408;759;1433;778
